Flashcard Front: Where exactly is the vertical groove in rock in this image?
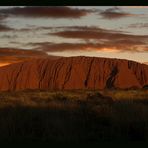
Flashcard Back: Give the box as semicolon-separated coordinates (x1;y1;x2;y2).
38;60;49;89
53;61;62;88
62;64;72;89
84;58;94;88
13;63;24;90
106;66;118;89
6;74;11;91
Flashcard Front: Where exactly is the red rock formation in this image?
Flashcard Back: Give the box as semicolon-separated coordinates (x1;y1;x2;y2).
0;56;147;91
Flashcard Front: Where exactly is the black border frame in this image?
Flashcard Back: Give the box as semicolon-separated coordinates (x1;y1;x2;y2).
0;0;147;6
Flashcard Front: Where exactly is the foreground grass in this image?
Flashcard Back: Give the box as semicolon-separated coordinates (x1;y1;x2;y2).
0;89;148;142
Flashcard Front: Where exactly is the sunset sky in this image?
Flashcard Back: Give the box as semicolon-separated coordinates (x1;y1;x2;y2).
0;6;148;65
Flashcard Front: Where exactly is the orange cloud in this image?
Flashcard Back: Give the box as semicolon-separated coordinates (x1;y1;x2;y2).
30;41;148;53
0;48;49;65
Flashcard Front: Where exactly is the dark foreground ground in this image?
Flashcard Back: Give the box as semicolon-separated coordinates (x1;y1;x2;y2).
0;89;148;142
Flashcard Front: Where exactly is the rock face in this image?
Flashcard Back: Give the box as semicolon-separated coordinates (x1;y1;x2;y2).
0;56;148;91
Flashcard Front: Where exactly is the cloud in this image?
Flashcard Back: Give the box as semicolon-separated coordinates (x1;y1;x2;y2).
0;6;92;19
100;7;137;19
0;14;7;20
30;42;123;53
122;6;148;9
29;40;148;53
0;47;48;65
128;23;148;28
1;35;18;39
50;26;148;43
30;42;100;52
13;26;54;33
0;24;14;31
27;26;148;53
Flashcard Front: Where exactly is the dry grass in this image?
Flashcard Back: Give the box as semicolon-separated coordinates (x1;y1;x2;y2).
100;89;148;101
0;89;147;142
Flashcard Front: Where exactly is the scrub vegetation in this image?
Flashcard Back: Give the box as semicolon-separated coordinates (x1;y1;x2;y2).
0;89;148;142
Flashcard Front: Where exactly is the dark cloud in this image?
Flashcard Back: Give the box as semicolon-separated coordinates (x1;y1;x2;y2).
29;39;148;53
0;6;92;19
50;26;126;33
100;7;136;19
28;26;148;52
15;26;54;32
30;42;99;52
0;14;7;20
50;26;148;43
0;48;47;56
0;24;14;31
0;48;48;65
1;25;147;53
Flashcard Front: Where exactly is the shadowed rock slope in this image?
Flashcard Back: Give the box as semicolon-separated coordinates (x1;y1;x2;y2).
0;56;148;91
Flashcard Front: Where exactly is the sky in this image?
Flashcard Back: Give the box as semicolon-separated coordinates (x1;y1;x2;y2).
0;6;148;66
